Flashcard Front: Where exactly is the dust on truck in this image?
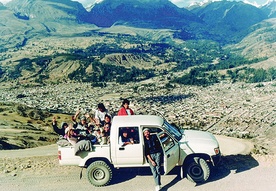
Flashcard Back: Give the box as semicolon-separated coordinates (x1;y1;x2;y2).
58;115;221;186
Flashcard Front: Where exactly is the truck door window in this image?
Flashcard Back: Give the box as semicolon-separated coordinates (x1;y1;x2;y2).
118;127;140;146
159;132;175;152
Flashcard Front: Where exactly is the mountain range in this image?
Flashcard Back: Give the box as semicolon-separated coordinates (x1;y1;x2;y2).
1;0;275;42
0;0;275;84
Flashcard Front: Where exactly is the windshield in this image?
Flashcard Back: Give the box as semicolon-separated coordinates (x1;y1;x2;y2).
163;121;182;141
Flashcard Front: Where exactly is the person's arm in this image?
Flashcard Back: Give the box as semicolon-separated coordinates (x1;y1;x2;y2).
52;117;62;135
119;136;124;146
145;139;156;166
72;109;81;128
130;108;134;115
146;154;156;166
119;136;132;146
72;108;81;122
85;113;97;124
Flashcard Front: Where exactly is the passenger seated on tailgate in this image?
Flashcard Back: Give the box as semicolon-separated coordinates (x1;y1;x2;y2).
64;124;78;146
52;116;68;138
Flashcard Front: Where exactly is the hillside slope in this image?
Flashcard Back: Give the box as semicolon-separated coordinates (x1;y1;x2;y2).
228;18;276;59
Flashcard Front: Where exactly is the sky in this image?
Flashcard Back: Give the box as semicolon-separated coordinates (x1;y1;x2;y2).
0;0;273;8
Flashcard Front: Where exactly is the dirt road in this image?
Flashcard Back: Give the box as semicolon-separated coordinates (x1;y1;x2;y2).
0;136;275;191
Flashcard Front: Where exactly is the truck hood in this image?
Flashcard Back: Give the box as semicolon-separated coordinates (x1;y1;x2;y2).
179;129;219;154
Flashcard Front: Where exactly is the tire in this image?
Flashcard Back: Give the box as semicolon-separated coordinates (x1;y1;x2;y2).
185;157;210;183
86;160;112;187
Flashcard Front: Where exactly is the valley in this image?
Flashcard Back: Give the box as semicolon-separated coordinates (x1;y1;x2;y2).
0;77;275;155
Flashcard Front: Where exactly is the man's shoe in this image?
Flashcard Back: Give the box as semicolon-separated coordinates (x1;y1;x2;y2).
155;185;161;191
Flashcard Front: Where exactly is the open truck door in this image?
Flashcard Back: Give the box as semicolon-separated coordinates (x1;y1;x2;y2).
157;131;180;174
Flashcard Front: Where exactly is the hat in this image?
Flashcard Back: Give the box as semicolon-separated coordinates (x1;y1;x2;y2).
80;116;86;121
143;128;150;133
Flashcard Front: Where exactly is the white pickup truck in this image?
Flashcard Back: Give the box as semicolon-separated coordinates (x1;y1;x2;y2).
58;115;221;186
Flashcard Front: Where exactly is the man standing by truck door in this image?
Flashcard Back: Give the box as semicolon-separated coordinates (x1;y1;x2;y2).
143;128;163;191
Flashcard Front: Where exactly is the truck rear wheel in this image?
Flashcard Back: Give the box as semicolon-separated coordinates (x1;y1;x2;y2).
86;161;112;187
185;157;210;183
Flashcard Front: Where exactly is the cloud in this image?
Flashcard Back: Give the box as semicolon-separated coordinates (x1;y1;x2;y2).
169;0;270;7
0;0;12;4
0;0;270;7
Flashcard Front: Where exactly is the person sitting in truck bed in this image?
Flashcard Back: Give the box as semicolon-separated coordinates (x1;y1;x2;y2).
92;128;103;144
64;124;78;146
71;108;91;135
101;114;112;144
52;116;68;138
94;103;111;126
73;115;89;139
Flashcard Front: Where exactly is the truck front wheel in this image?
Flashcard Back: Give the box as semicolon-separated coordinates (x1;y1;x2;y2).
185;157;210;183
87;161;112;187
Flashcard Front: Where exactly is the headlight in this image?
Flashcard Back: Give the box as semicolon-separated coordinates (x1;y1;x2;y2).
214;147;220;155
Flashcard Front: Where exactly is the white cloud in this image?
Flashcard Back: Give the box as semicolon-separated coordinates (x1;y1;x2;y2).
0;0;12;4
169;0;271;7
0;0;272;7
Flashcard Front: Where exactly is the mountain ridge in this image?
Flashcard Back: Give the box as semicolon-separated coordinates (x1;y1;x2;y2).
0;0;275;85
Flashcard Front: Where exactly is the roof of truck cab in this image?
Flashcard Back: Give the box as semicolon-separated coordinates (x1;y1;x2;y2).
112;115;164;127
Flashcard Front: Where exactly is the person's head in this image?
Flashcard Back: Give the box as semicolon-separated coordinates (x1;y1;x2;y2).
98;103;106;112
65;126;74;136
96;129;101;134
61;122;68;129
80;116;86;125
122;129;128;137
143;128;150;138
122;99;130;109
104;124;110;132
104;114;111;123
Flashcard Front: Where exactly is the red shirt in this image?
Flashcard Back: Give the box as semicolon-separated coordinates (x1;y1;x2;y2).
117;107;134;116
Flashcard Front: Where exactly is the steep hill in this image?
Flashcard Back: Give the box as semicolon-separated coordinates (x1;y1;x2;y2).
190;1;268;43
85;0;203;31
3;0;96;36
261;0;276;18
228;18;276;59
0;0;97;50
6;0;88;23
0;8;31;50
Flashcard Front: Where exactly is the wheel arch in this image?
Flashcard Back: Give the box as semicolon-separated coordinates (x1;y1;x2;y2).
84;157;113;168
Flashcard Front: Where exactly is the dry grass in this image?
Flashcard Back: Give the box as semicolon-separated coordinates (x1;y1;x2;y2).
0;103;71;150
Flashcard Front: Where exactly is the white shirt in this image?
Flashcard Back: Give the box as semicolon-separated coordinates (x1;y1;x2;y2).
95;109;109;121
